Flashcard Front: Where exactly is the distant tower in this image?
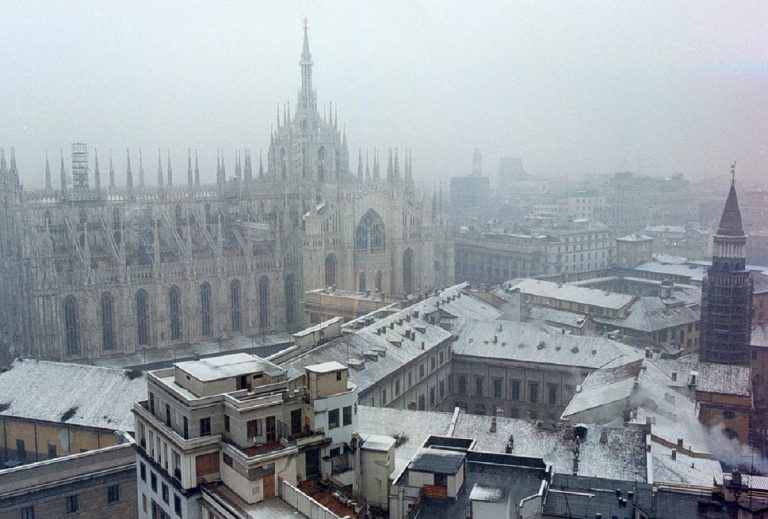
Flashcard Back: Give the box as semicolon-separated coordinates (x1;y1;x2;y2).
472;147;482;176
699;165;753;365
71;143;89;189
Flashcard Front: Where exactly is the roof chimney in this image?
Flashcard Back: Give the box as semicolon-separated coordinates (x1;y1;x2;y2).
490;416;497;433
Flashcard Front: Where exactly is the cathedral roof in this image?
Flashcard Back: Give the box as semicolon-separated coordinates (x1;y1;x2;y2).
715;180;745;238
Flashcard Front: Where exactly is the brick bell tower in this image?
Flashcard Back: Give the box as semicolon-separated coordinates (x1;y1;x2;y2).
699;164;753;365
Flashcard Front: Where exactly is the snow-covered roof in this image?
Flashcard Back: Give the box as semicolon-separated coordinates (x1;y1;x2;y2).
528;307;590;328
657;359;751;397
451;319;643;369
176;353;284;381
507;278;635;310
305;361;346;374
279;285;498;393
594;296;699;332
360;434;396;452
752;324;768;348
0;359;145;432
358;406;648;482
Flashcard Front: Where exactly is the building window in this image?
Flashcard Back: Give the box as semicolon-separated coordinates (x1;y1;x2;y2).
101;292;116;350
174;495;182;516
336;371;342;381
439;380;445;398
408;371;413;387
63;296;79;355
284;274;295;324
200;417;211;437
529;382;539;404
429;387;436;406
439;350;444;364
491;378;502;399
200;282;212;337
230;279;242;332
169;286;182;341
395;378;401;396
418;395;425;410
382;387;387;404
65;495;79;514
162;483;169;504
258;276;270;329
224;415;230;432
343;406;352;426
136;289;150;346
20;506;34;519
140;462;146;481
419;364;425;379
16;439;25;460
329;409;340;429
325;254;337;287
458;374;467;395
247;419;262;438
107;484;120;504
475;376;484;397
548;383;558;406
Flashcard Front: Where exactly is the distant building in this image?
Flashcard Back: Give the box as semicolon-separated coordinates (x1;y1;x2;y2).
700;178;753;365
449;175;490;215
615;234;653;268
454;221;614;285
496;157;527;192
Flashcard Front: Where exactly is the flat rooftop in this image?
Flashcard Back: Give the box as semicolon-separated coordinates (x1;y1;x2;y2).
176;353;284;381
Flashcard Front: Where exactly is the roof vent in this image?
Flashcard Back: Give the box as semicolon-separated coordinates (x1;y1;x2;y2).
537;341;546;350
347;358;365;370
571;347;579;354
389;340;402;348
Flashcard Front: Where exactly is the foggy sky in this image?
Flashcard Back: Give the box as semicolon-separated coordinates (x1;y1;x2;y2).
2;0;767;188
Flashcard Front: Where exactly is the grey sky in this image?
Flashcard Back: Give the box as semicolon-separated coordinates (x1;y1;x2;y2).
2;0;767;188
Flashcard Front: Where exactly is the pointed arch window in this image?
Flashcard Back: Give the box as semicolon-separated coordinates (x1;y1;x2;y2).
280;148;287;179
169;285;182;341
318;147;326;182
230;279;242;333
200;282;212;337
136;289;150;346
101;292;115;351
284;274;295;324
359;272;367;293
325;254;337;287
403;248;414;295
63;296;79;355
258;276;270;329
356;210;386;252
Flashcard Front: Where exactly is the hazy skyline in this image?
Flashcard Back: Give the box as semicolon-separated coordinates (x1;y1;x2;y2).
2;0;767;188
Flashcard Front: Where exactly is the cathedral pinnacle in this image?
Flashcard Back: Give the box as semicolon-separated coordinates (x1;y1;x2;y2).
167;150;173;186
157;149;164;186
94;149;101;192
138;149;145;187
299;20;315;112
194;149;200;186
187;148;193;186
59;149;67;193
109;149;115;191
44;150;52;191
126;149;133;189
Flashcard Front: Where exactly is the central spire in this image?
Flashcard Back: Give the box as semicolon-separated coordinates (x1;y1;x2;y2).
716;163;745;238
298;19;316;113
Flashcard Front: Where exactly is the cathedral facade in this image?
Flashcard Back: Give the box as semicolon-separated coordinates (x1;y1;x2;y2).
0;26;453;362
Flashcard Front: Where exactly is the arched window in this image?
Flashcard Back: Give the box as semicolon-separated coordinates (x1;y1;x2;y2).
112;207;120;223
230;279;242;333
100;292;115;351
200;282;212;337
169;286;182;341
318;147;326;182
136;289;150;346
325;254;337;287
258;276;270;329
284;274;295;324
375;271;383;293
63;296;79;355
175;205;183;225
403;248;414;295
356;210;386;252
359;272;367;293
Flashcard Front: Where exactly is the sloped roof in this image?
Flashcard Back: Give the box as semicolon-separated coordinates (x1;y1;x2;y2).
508;278;635;310
594;296;699;333
451;319;643;369
0;359;145;432
715;181;745;237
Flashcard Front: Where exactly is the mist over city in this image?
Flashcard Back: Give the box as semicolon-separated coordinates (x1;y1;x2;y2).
0;2;767;519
